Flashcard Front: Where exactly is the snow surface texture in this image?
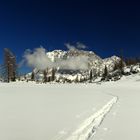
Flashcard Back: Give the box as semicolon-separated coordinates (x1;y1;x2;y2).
66;97;118;140
0;73;140;140
0;82;113;140
93;74;140;140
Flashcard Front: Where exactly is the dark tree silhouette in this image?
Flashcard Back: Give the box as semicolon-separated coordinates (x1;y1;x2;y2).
89;69;93;81
47;76;51;82
114;59;124;71
31;71;35;81
51;68;56;81
3;48;17;82
43;70;47;83
102;65;108;80
118;49;125;73
125;57;140;66
114;63;118;71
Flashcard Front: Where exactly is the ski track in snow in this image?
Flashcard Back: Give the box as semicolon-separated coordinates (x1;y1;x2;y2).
66;96;118;140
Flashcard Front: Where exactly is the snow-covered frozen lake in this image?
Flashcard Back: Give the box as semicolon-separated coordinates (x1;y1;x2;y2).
0;74;140;140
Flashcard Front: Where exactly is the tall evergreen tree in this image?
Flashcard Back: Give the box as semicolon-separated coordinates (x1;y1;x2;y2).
114;63;118;71
3;48;17;82
102;65;108;80
119;49;125;73
51;68;56;81
31;71;35;81
43;70;47;83
89;69;93;82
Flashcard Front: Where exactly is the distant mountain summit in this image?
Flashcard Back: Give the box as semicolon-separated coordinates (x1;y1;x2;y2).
46;49;121;73
21;49;123;83
20;49;140;83
47;50;67;62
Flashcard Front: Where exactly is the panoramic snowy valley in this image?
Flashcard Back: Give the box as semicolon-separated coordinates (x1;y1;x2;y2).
0;1;140;140
0;73;140;140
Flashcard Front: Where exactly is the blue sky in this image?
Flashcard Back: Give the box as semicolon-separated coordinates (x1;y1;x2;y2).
0;0;140;73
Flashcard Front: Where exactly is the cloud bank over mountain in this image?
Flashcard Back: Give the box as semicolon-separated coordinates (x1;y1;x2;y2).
23;46;89;70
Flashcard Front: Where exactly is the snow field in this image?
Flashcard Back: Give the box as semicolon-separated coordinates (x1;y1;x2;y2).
0;82;113;140
0;74;139;140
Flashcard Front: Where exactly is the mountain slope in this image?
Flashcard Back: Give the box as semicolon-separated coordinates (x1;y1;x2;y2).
24;49;122;82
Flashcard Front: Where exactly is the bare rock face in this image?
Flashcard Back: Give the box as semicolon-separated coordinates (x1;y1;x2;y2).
46;50;121;72
24;49;123;83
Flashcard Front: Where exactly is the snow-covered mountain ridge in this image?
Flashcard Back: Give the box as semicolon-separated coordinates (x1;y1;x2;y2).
20;49;140;83
46;49;121;71
21;49;124;82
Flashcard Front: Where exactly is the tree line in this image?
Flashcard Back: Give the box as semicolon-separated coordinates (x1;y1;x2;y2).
0;48;140;83
0;48;17;82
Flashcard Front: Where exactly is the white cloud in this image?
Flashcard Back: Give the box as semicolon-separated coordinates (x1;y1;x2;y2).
23;46;89;70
